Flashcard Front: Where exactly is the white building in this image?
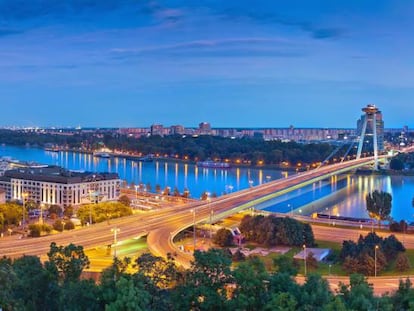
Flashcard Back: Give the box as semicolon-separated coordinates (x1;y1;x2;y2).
0;166;120;209
0;188;5;204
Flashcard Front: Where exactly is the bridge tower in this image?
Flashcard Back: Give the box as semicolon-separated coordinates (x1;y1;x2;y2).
356;104;383;170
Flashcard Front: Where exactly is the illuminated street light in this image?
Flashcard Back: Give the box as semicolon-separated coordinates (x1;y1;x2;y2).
111;227;120;258
374;245;379;277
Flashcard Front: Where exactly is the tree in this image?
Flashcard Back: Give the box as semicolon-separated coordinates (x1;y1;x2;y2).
134;252;177;289
47;242;90;283
48;205;62;219
366;190;392;228
213;228;234;247
59;279;101;311
230;257;269;311
172;249;232;310
11;255;56;311
273;255;299;276
0;258;16;311
105;276;151;311
338;274;376;311
392;278;414;311
306;251;318;271
395;252;411;272
264;292;297;311
63;205;74;218
390;158;404;170
118;194;131;207
299;274;332;310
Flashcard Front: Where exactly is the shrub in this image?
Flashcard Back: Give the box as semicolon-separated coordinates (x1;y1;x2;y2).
28;223;52;237
213;228;234;247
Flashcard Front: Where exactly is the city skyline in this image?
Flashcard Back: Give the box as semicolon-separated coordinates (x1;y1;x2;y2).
1;1;413;128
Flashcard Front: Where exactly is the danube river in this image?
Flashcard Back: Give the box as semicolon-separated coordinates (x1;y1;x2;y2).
1;145;414;222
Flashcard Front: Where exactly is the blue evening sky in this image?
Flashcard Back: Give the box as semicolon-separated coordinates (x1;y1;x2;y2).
0;0;413;128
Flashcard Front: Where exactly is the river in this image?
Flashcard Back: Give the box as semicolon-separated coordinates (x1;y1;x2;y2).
1;145;414;222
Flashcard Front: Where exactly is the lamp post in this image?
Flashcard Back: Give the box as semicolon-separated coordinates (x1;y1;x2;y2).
374;245;379;277
39;203;44;225
111;227;120;258
303;244;307;276
288;204;292;216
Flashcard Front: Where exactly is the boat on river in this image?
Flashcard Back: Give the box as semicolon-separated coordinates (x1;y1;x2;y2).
196;160;231;169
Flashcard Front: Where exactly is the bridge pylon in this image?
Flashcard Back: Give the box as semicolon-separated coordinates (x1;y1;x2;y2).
356;104;382;170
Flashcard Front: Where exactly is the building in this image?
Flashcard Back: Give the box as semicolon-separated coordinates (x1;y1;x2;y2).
198;122;212;135
0;166;120;209
170;125;185;135
150;124;164;136
0;188;5;204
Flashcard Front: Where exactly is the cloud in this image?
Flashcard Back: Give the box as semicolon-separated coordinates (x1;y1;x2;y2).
110;37;305;60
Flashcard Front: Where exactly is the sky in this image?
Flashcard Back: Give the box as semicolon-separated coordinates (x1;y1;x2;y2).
0;0;413;128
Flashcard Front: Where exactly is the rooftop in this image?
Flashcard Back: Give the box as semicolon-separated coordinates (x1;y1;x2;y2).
0;165;119;184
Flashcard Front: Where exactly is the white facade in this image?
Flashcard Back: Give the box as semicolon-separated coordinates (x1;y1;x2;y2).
0;167;120;208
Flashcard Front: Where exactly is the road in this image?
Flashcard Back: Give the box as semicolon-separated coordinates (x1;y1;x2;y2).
1;155;406;294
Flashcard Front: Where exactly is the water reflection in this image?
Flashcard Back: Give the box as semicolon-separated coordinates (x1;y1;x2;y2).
2;145;414;220
262;174;414;222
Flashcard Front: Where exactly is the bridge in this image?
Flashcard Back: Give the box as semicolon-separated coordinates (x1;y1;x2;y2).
0;155;391;268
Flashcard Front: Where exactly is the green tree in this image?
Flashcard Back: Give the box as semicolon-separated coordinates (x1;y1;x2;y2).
48;204;62;218
135;252;177;289
47;242;90;283
230;257;269;311
299;274;332;310
390;158;404;170
264;292;297;311
338;274;375;311
392;278;414;311
395;252;411;272
172;249;232;311
99;257;132;306
366;190;392;228
63;205;74;218
11;255;56;311
306;251;318;271
273;255;299;276
59;279;101;311
118;194;131;207
0;258;17;311
213;228;234;247
105;277;151;311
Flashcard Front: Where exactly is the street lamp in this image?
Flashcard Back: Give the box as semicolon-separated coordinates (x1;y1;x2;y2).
374;245;379;277
303;244;307;276
111;227;120;258
288;204;292;216
61;221;65;232
39;203;44;225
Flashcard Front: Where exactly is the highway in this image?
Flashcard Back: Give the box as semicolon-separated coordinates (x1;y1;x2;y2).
0;156;385;260
1;155;408;294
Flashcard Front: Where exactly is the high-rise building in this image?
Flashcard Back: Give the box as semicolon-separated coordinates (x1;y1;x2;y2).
170;125;185;135
198;122;212;135
150;124;164;136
